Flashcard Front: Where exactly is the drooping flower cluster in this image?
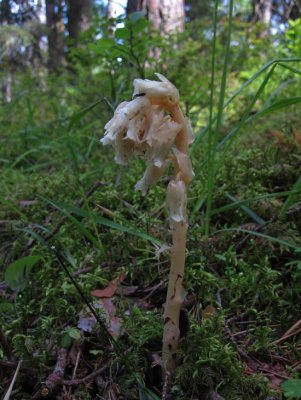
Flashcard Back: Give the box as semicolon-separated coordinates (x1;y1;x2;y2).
101;73;194;223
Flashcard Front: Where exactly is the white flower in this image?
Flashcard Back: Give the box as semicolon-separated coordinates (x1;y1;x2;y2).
101;96;151;165
101;74;194;194
146;116;182;168
173;147;194;183
133;73;179;106
135;162;168;195
166;180;187;224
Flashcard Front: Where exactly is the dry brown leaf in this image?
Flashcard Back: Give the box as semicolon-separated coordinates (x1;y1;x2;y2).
91;271;126;298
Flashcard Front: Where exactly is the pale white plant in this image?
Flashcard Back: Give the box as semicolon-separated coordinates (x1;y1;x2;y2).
101;73;194;376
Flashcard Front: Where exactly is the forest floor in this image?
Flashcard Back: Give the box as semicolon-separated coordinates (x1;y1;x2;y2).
0;101;301;400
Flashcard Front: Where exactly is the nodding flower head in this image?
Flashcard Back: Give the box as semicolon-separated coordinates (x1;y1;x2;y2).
133;73;179;106
101;73;193;193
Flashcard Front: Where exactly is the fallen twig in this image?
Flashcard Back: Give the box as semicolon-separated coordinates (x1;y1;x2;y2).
273;319;301;345
224;320;253;362
34;348;68;398
62;359;111;386
0;359;36;374
161;371;171;400
3;360;22;400
273;328;301;345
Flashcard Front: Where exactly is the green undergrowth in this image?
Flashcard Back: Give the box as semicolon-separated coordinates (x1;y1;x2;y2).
1;100;301;399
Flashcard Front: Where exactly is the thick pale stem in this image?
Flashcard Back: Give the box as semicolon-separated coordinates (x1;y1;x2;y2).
162;104;190;375
162;219;187;373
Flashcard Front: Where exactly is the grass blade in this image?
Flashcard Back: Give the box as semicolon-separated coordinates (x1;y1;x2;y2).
216;227;300;251
40;198;162;245
39;196;103;251
211;190;301;216
205;0;234;236
191;58;301;155
247;96;301;121
280;175;301;217
224;193;266;225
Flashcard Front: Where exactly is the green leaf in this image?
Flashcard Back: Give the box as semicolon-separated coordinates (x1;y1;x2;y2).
5;255;42;291
129;11;145;23
132;18;149;34
282;379;301;398
115;27;130;39
278;63;301;76
248;96;301;121
68;98;105;131
61;332;72;349
68;328;81;340
96;37;115;51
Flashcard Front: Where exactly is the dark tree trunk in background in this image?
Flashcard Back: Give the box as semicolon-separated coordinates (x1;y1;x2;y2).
126;0;143;14
252;0;272;37
67;0;92;43
285;0;301;20
46;0;65;71
0;0;12;24
126;0;185;33
1;0;12;102
252;0;272;24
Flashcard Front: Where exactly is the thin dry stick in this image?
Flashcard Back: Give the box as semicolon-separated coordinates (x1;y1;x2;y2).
3;360;22;400
273;327;301;345
38;348;68;398
280;319;301;338
62;359;111;386
67;349;81;396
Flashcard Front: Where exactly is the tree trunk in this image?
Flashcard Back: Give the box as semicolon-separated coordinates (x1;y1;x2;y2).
2;73;12;103
0;0;12;24
252;0;272;37
126;0;185;33
158;0;185;33
126;0;143;15
252;0;272;24
45;0;65;71
67;0;92;43
1;0;13;102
